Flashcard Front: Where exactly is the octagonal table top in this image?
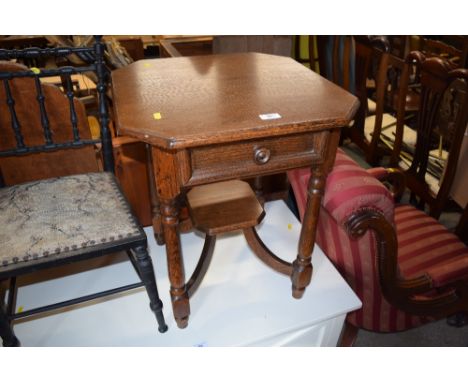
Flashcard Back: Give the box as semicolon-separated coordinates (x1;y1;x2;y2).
111;52;359;149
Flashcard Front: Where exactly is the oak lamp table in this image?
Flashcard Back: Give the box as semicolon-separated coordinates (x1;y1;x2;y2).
111;52;358;328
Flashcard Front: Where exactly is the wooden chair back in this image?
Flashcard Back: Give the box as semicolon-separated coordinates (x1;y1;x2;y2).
392;51;468;218
329;36;390;153
385;35;411;58
0;37;113;186
456;203;468;244
306;36;329;76
116;37;145;61
419;36;468;68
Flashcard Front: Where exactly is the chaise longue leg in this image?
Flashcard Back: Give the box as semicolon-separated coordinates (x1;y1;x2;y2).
447;312;468;328
338;321;359;347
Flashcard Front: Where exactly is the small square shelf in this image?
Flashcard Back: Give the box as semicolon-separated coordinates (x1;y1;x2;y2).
186;180;265;235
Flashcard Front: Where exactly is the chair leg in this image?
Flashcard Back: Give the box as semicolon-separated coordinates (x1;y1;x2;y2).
447;312;468;328
131;245;168;333
338;321;359;347
127;250;142;279
0;305;19;347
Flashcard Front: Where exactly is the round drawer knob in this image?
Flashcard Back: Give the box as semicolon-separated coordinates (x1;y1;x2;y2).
254;147;271;165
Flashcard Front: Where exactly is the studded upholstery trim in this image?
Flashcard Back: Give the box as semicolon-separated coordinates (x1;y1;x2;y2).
0;172;142;271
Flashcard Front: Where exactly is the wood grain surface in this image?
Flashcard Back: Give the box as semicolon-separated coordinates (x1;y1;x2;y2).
187;180;265;235
111;52;359;149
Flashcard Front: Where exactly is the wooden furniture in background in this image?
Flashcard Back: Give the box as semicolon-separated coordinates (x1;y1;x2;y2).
113;136;153;226
111;52;358;328
456;203;468;244
363;46;417;165
0;35;48;49
115;37;145;61
0;63;99;185
385;35;412;58
159;36;213;58
450;131;468;209
390;52;468;219
212;35;292;57
317;36;394;164
294;36;309;66
419;36;468;68
307;36;329;75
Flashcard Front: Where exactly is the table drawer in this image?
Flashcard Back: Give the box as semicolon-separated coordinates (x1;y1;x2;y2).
186;131;328;186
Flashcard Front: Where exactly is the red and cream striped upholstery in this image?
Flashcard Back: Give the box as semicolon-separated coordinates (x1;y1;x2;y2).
288;148;468;332
396;205;468;288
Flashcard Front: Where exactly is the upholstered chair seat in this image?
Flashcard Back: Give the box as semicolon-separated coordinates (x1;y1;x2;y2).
367;98;376;114
0;173;141;272
396;205;468;288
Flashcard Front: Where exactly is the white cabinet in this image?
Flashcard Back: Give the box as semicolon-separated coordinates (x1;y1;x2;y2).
11;200;361;346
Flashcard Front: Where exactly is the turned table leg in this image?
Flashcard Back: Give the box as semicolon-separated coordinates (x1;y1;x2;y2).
160;197;190;328
291;168;325;298
146;144;165;245
292;128;340;298
152;147;190;328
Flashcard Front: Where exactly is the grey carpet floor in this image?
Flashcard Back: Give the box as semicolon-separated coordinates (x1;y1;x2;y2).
354;318;468;347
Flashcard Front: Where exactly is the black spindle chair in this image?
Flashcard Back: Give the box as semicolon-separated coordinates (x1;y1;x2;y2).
0;36;167;347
